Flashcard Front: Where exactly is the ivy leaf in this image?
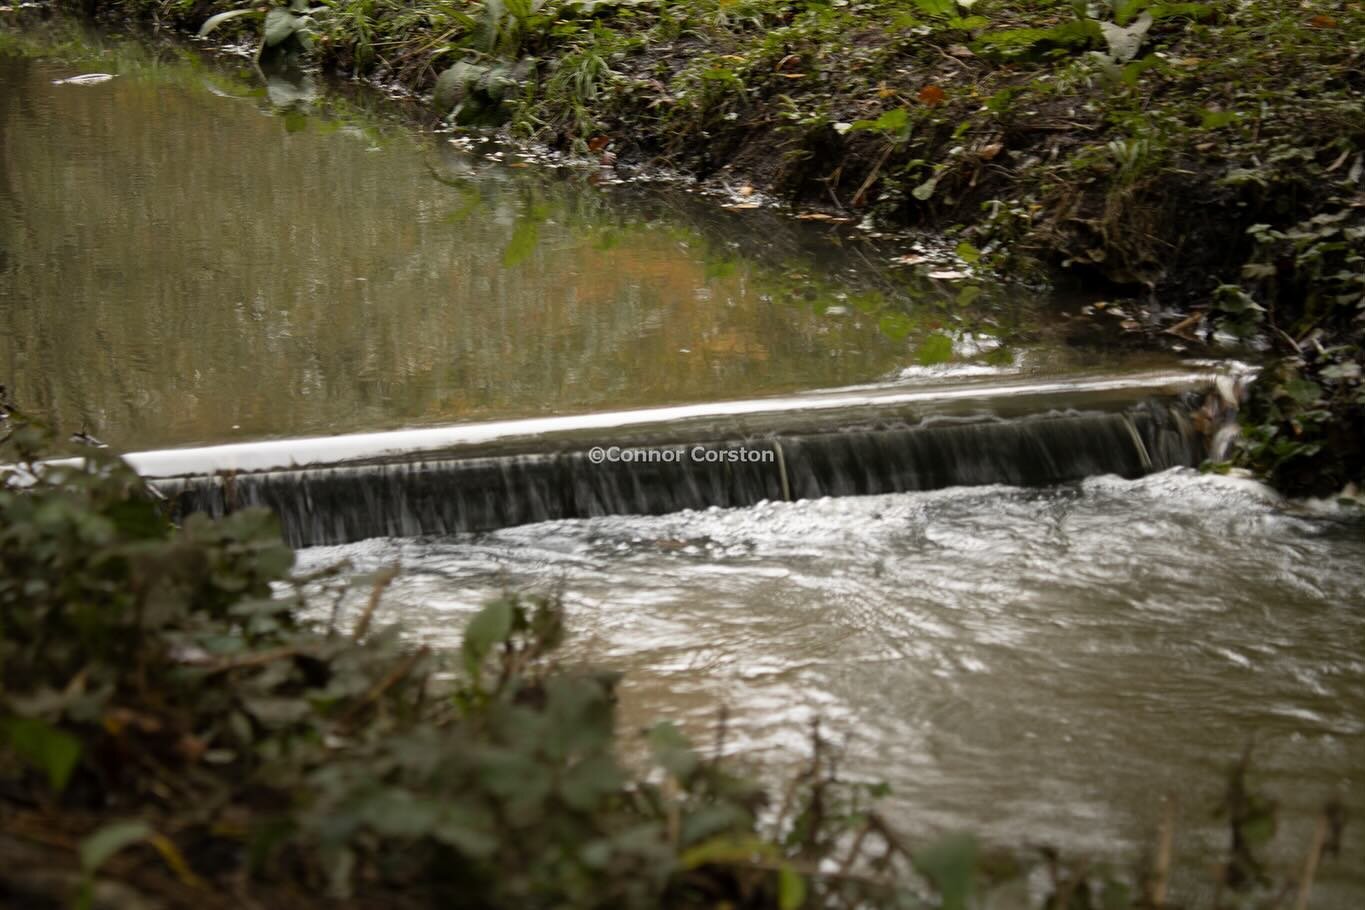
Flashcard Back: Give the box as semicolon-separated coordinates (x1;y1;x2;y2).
1;716;82;792
647;722;699;780
1281;379;1323;405
463;599;516;675
911;833;978;910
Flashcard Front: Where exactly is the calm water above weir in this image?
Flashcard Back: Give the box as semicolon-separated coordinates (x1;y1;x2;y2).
1;20;1178;450
300;471;1365;904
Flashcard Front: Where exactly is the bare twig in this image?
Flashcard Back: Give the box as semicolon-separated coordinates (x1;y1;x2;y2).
333;647;429;733
203;646;301;676
1292;810;1330;910
351;564;400;641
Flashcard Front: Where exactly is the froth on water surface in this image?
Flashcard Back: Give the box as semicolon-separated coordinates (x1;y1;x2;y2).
297;469;1365;903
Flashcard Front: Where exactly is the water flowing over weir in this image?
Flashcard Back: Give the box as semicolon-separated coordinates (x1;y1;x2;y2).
133;369;1235;547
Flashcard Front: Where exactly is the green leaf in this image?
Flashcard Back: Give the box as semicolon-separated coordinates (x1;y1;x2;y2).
434;61;488;113
915;333;954;365
954;241;980;264
1281;379;1323;405
1200;109;1238;130
678;834;775;870
198;8;264;38
911;833;978;910
1;716;82;792
912;174;939;201
778;864;807;910
955;284;983;308
463;599;515;674
80;820;153;874
878;312;913;341
849;107;909;138
1320;362;1361;382
910;0;955;18
263;8;303;48
647;722;699;780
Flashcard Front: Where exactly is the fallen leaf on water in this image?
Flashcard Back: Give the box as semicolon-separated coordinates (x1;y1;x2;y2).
918;84;946;107
927;269;968;280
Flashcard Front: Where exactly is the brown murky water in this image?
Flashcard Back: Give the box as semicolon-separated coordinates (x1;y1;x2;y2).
301;473;1365;906
0;20;1126;451
5;19;1363;906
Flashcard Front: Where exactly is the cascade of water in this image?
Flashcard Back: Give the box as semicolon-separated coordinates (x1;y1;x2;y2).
152;396;1208;548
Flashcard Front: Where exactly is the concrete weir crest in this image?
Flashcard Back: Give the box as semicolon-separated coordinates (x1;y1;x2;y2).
120;368;1239;547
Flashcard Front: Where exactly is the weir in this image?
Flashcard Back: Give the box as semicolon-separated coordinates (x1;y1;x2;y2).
132;368;1236;547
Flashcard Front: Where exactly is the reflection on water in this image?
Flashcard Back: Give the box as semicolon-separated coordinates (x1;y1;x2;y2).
1;22;1176;450
0;27;891;448
298;471;1365;906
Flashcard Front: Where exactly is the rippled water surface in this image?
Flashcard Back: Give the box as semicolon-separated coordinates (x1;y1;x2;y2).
299;471;1365;903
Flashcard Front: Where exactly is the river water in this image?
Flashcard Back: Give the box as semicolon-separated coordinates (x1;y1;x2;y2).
296;472;1365;902
0;18;1157;451
4;17;1364;904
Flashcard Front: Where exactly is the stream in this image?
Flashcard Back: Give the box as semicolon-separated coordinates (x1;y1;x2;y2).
3;16;1363;904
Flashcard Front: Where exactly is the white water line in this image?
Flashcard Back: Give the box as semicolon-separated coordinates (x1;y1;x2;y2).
112;368;1233;479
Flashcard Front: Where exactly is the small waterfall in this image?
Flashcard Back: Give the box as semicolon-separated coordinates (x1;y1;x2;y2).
145;375;1220;547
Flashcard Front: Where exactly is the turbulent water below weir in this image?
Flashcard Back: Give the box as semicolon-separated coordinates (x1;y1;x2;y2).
298;470;1365;904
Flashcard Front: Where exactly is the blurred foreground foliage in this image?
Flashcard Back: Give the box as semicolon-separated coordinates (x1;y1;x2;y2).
0;417;1350;907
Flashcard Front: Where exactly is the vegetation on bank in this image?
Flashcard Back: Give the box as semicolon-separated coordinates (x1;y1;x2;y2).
0;416;1353;908
59;0;1365;496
